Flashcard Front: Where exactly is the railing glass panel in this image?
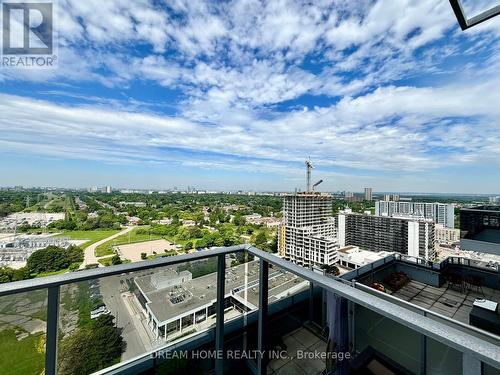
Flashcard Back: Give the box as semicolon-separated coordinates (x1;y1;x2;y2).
354;304;422;374
483;362;500;375
56;257;221;375
0;290;47;375
426;337;463;375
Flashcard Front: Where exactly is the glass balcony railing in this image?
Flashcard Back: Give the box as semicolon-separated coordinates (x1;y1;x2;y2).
0;244;498;375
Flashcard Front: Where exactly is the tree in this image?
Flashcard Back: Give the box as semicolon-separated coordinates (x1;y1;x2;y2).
254;232;267;247
58;314;124;375
111;255;122;265
233;214;246;226
269;235;278;253
27;245;83;274
3;267;27;283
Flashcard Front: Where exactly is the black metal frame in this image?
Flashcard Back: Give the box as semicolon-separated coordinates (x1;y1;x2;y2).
449;0;500;30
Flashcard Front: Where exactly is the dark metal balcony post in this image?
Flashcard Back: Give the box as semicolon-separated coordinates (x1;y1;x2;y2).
215;254;226;375
257;259;269;375
309;281;314;322
46;286;60;375
349;280;356;350
420;310;427;375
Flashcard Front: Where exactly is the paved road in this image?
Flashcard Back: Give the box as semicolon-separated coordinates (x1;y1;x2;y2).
80;226;134;268
99;274;150;360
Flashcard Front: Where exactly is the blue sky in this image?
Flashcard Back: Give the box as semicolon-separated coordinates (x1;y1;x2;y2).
1;0;499;193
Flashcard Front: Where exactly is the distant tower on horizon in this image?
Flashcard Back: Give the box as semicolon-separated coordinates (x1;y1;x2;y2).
364;187;373;201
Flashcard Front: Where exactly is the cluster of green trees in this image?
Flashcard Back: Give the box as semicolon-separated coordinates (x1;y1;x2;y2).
143;223;240;250
85;192;282;225
27;245;83;273
48;210;125;231
332;199;375;215
0;245;83;284
58;314;125;375
0;266;31;283
0;190;43;217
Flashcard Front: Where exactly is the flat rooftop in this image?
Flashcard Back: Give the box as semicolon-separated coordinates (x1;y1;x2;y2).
470;229;500;245
462;206;500;213
135;259;307;324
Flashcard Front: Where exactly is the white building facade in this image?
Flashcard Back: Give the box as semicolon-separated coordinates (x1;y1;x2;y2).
375;201;455;228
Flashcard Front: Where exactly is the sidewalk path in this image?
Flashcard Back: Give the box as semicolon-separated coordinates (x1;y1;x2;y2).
80;226;134;268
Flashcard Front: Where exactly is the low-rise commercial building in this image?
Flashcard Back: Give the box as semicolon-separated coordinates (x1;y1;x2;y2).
337;245;393;269
134;260;308;341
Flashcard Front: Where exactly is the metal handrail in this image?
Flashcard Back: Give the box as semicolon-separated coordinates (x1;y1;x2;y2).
0;244;499;374
350;280;500;344
0;245;245;297
247;246;499;367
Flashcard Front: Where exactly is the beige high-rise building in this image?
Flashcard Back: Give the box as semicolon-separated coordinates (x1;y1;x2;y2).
278;192;338;267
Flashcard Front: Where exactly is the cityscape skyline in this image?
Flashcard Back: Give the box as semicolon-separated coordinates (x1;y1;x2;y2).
0;1;499;193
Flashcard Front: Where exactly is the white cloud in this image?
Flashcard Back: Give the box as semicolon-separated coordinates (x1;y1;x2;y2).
0;70;498;174
1;0;500;191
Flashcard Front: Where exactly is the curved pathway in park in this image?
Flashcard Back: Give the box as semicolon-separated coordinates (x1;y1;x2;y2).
80;226;134;268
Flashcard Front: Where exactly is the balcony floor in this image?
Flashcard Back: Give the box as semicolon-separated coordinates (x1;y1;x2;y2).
391;280;500;325
268;327;327;375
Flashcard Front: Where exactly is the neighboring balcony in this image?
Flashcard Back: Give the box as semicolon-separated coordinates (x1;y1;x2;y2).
0;245;498;375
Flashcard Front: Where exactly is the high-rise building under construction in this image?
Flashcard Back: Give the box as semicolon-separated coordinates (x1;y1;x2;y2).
278;160;338;267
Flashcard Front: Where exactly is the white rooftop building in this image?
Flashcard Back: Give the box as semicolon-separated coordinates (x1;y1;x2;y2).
337;246;393;269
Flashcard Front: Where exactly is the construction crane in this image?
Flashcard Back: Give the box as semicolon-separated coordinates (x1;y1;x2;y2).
305;158;314;192
312;179;323;192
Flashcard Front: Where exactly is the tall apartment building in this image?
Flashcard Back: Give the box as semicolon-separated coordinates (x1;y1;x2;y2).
364;187;373;201
278;192;339;267
338;210;436;260
375;200;455;229
383;194;400;202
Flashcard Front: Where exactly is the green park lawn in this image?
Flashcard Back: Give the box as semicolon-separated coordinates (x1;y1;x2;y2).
0;329;45;375
94;227;163;257
56;230;120;248
98;257;131;266
35;268;70;278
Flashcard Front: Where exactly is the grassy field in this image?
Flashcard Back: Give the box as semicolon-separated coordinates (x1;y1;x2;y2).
94;227;163;257
0;329;45;375
35;268;70;278
56;230;120;248
98;257;131;266
147;250;178;259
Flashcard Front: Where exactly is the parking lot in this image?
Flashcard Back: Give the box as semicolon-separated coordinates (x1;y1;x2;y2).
115;239;178;262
